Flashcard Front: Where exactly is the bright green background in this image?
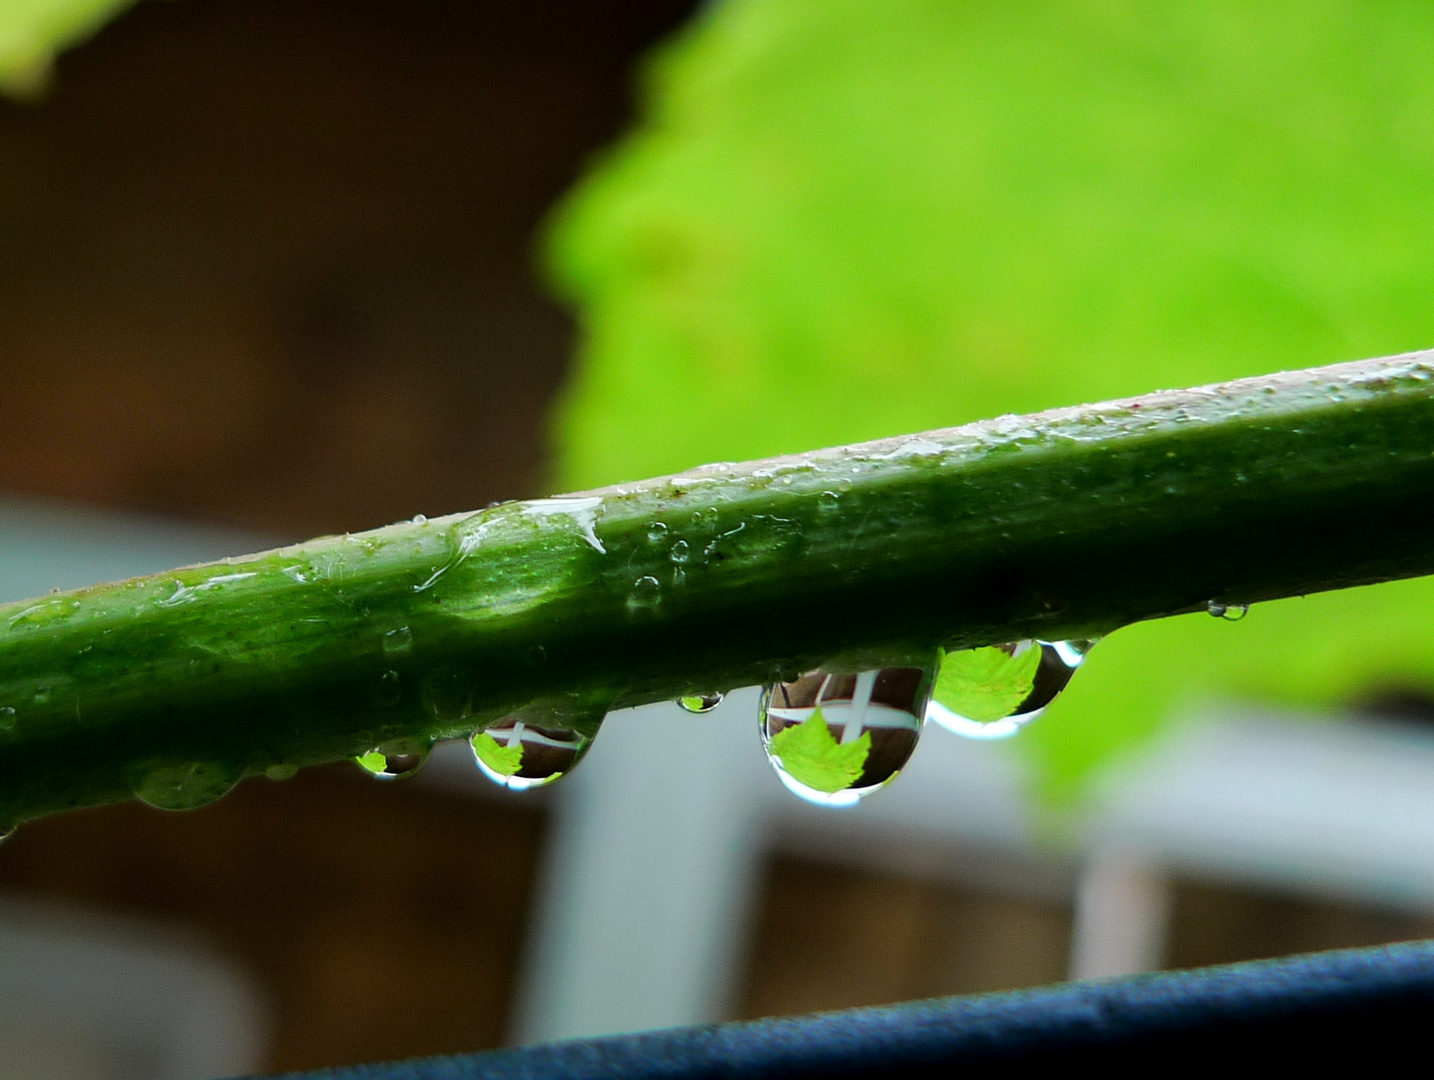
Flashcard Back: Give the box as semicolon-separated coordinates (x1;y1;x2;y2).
0;0;137;98
545;0;1434;802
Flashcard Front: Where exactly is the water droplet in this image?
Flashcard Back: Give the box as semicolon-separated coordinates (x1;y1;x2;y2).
1207;601;1249;621
470;718;597;791
377;669;402;706
382;626;413;654
669;540;691;564
265;763;299;781
817;491;841;513
627;575;662;612
646;522;669;543
421;670;474;722
678;692;723;714
926;639;1094;740
760;668;932;807
411;513;428;524
0;706;15;732
133;760;244;810
354;740;431;780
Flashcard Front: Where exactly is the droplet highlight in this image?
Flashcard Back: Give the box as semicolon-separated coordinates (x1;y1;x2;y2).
760;668;931;807
678;692;724;714
926;639;1094;740
1207;601;1249;621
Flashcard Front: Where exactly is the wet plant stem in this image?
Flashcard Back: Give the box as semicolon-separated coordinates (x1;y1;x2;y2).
5;351;1434;823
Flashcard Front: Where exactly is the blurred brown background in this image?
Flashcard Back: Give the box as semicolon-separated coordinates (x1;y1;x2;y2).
0;0;697;537
3;2;1434;1075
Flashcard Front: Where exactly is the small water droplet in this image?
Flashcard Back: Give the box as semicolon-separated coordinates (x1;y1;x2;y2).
0;706;15;732
377;669;402;706
421;670;473;722
627;575;662;611
471;717;598;791
133;760;243;810
354;740;431;780
817;491;840;512
760;667;931;807
265;763;299;781
678;692;723;714
411;513;428;524
669;540;691;564
926;639;1094;740
1207;601;1249;621
646;522;669;543
383;626;413;654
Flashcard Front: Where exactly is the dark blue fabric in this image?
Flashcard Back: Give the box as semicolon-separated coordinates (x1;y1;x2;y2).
256;940;1434;1078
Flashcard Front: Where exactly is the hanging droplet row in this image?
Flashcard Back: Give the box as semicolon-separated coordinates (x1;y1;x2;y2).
341;639;1098;805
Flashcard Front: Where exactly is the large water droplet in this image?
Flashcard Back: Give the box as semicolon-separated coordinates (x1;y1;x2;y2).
1207;600;1249;621
354;739;431;780
383;626;413;654
0;706;15;732
760;668;931;807
470;718;597;791
926;639;1094;740
133;760;244;810
678;692;723;714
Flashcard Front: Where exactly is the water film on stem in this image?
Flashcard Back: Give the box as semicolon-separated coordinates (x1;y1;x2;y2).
925;639;1094;740
760;667;933;807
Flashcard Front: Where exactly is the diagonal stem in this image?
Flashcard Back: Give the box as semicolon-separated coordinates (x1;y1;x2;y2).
4;350;1434;824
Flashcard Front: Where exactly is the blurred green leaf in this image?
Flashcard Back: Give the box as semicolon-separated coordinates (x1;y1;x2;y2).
769;706;869;793
0;0;140;99
546;0;1434;805
934;645;1042;724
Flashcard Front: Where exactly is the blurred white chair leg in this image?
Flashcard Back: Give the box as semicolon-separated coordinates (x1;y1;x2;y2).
1068;849;1171;980
511;690;766;1044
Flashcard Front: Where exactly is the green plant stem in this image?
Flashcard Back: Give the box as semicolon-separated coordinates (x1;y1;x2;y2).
5;351;1434;823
